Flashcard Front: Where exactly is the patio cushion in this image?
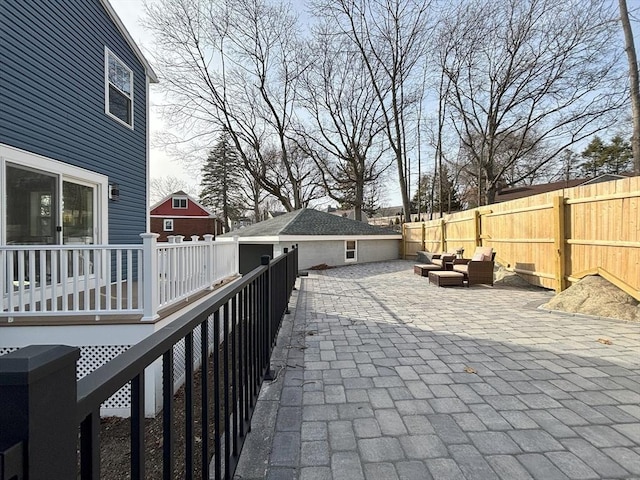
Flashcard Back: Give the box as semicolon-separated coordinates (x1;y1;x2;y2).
431;271;464;278
414;264;442;276
471;246;493;261
453;264;468;274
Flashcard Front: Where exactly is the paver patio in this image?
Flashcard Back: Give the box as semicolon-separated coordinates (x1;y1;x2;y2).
234;260;640;480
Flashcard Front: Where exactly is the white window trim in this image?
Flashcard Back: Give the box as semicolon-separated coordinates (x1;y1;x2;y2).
345;240;357;262
0;144;108;245
172;196;188;209
163;219;174;231
104;47;134;129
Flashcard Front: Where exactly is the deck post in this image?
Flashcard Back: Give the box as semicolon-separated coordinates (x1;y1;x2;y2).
141;233;160;321
204;234;215;288
0;345;80;480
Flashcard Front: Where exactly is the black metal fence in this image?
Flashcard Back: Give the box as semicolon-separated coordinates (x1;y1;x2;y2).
0;247;298;480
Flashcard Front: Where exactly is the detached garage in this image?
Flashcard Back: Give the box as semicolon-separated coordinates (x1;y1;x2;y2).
218;209;401;274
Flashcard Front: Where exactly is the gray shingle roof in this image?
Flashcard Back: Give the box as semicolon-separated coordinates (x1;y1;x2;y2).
220;209;399;237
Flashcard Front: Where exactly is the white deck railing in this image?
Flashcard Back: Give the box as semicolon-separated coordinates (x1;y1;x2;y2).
1;234;239;321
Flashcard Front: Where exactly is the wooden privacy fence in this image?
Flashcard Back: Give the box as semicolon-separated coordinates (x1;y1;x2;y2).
403;176;640;299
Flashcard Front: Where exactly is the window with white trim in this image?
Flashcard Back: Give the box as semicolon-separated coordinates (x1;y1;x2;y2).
163;219;174;231
105;49;133;127
172;196;188;209
345;240;357;262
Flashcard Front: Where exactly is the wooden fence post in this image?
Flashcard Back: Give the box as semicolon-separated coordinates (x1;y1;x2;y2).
422;222;426;251
402;223;406;259
473;210;481;247
553;195;567;293
440;219;446;252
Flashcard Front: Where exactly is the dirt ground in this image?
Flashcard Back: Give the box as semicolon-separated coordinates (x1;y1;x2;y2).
495;268;639;322
541;274;639;322
97;351;223;479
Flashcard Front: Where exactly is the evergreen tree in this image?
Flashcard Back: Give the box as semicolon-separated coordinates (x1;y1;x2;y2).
605;135;633;173
411;168;462;216
580;135;632;177
411;174;432;215
200;134;244;232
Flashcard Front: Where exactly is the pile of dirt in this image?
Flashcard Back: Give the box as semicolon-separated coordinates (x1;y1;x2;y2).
541;275;639;322
309;263;332;270
493;265;541;289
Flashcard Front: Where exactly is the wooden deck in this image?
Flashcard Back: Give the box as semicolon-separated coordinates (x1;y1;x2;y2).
0;275;239;326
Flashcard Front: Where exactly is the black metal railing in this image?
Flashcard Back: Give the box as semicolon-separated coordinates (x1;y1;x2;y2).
0;247;298;480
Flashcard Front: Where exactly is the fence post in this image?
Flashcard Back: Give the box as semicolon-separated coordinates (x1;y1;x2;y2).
261;255;274;381
421;222;426;251
234;235;240;275
402;223;406;259
283;248;291;314
553;195;567;293
141;233;160;321
0;345;80;480
292;245;298;290
440;219;446;252
473;210;481;247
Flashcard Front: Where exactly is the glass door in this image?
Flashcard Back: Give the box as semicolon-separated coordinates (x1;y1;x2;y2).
62;181;94;245
6;164;58;245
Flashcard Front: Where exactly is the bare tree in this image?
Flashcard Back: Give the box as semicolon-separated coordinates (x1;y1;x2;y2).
235;160;269;223
619;0;640;174
310;0;432;221
144;0;322;212
438;0;626;204
149;176;198;204
297;22;391;221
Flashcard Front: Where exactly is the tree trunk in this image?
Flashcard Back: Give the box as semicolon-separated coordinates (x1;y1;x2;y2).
620;0;640;174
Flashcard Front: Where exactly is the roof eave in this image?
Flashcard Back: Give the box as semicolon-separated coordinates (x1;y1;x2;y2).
100;0;159;83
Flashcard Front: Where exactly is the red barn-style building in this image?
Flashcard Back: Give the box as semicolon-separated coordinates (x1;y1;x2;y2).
150;191;223;241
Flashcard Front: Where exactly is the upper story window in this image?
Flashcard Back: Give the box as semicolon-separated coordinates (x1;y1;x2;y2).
172;196;188;209
105;48;133;128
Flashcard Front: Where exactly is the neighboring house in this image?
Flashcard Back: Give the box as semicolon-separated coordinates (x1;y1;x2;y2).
231;216;253;230
493;174;629;203
218;208;402;273
368;206;413;229
327;206;370;223
150;191;223;241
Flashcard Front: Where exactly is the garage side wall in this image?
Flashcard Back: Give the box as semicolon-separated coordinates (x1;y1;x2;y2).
276;239;401;270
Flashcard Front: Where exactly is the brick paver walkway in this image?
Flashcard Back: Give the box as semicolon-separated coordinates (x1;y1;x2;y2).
234;260;640;480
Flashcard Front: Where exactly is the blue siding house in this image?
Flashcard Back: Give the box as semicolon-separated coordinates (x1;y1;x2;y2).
0;0;158;248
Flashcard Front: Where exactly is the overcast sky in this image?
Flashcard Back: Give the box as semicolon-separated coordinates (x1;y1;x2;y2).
109;0;197;193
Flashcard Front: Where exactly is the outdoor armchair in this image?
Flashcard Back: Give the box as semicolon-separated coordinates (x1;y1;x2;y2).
452;247;495;286
429;252;456;270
